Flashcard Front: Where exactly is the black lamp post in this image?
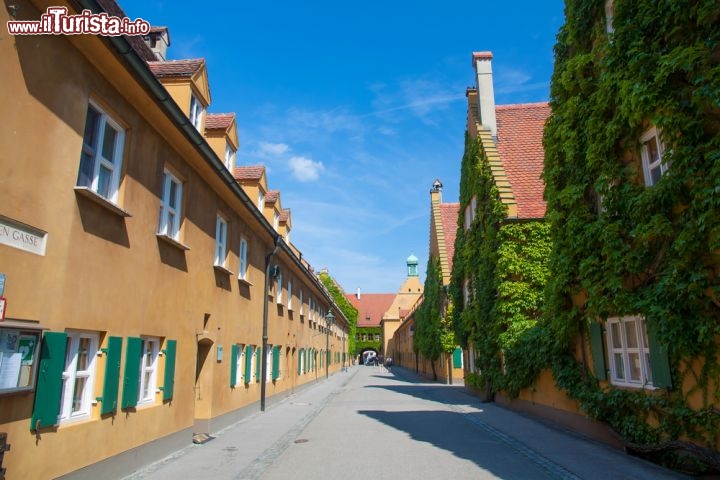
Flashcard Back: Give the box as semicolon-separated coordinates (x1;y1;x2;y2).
325;310;335;379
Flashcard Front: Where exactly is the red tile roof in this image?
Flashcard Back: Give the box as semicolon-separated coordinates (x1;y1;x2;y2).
147;59;204;78
439;203;460;271
205;113;235;131
345;293;396;327
279;209;290;223
472;51;493;62
495;102;550;219
233;166;265;181
264;190;279;205
97;0;156;62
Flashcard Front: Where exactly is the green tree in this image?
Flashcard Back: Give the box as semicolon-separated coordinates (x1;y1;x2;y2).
318;271;358;356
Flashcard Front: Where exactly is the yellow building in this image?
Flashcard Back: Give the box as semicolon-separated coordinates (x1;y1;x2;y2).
0;1;347;478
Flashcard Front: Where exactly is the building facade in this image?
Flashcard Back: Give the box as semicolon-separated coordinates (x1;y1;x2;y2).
0;1;348;478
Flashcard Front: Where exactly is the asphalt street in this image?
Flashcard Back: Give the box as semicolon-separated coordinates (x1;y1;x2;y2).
125;365;687;480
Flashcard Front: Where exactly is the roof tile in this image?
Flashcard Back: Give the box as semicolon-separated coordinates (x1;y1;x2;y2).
205;113;235;131
495;102;550;219
147;58;204;78
345;294;396;327
233;166;265;181
439;203;460;271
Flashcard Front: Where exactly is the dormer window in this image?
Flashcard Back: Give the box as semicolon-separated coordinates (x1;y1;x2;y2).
640;127;668;187
258;190;265;211
273;211;279;230
189;94;204;131
224;142;236;171
286;229;291;245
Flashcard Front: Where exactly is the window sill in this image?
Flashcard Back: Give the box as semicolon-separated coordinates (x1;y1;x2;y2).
156;234;190;251
237;277;253;287
608;380;658;391
214;264;234;276
74;187;131;217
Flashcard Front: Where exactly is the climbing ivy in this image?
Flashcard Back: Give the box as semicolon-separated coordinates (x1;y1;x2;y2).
414;256;456;380
450;132;552;398
318;271;358;356
542;0;720;470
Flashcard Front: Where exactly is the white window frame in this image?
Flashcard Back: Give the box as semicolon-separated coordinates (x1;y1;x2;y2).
287;279;293;310
235;343;245;386
77;101;125;203
286;229;291;245
258;190;265;211
299;289;304;316
249;345;257;381
463;278;470;307
158;170;183;240
471;195;477;222
138;337;160;406
224;141;236;171
266;346;273;381
215;214;228;267
605;316;654;388
276;270;283;304
238;237;249;281
605;0;614;34
189;94;204;131
640;126;668;187
273;211;279;230
464;205;472;231
59;331;99;423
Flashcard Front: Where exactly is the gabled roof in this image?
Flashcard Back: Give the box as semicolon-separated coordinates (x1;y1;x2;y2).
205;113;235;131
345;294;396;327
279;209;290;224
147;58;204;78
439;203;460;272
233;166;265;181
495;102;550;219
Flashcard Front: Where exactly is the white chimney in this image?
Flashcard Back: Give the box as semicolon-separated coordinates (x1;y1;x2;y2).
356;287;361;300
145;26;170;61
472;51;497;138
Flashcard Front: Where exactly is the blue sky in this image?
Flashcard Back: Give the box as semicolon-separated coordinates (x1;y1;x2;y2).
119;1;565;293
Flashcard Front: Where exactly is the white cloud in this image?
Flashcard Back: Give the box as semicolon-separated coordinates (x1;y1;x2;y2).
258;142;289;155
288;156;324;182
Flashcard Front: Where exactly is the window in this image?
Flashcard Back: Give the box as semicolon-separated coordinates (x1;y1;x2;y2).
77;102;125;203
238;237;249;281
158;170;183;240
276;270;283;304
606;316;653;387
224;142;236;171
273;211;279;230
233;343;245;386
374;334;380;341
286;229;291;245
59;332;99;423
471;196;477;221
641;127;668;187
138;338;159;405
266;346;273;381
215;215;228;267
605;0;614;34
258;190;265;211
287;279;293;310
463;278;471;306
189;94;204;131
299;289;304;315
464;205;472;231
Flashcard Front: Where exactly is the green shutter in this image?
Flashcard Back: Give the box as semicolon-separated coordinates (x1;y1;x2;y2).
272;345;280;380
647;325;672;388
255;346;262;382
453;347;463;368
230;344;239;388
30;331;67;431
100;336;122;415
162;339;177;401
244;345;253;384
297;349;302;375
588;323;607;380
122;337;142;409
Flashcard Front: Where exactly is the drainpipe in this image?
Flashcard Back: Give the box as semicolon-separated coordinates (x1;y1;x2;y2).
260;234;282;412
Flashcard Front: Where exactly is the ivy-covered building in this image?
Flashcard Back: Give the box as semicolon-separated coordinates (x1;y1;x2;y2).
391;180;463;382
541;0;720;467
451;52;564;412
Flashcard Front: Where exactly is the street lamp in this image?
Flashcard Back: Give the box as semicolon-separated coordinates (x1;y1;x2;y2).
325;310;335;379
